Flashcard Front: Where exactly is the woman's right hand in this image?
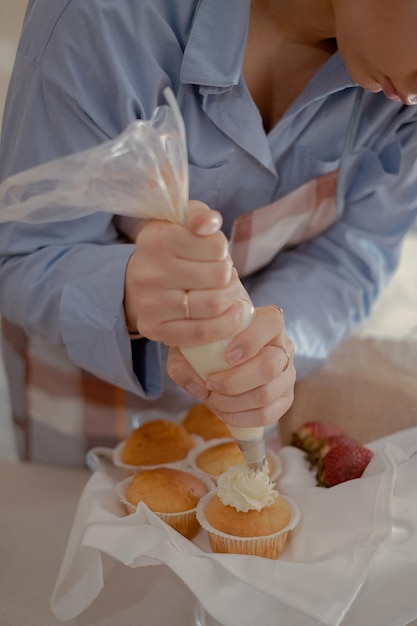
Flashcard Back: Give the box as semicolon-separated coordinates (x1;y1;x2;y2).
123;200;245;347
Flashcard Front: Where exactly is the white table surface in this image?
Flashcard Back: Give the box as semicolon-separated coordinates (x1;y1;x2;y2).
1;458;416;626
0;460;201;626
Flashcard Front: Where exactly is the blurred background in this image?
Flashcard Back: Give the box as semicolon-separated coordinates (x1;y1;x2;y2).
0;0;27;459
0;1;26;125
0;1;415;461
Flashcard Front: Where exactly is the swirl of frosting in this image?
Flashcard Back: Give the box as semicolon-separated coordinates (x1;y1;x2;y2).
216;464;278;512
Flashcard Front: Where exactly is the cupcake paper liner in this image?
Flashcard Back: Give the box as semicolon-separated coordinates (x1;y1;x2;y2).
112;434;203;474
116;469;215;540
196;491;301;559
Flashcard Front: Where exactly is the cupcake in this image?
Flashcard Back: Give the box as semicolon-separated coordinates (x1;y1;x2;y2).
181;404;232;440
119;419;195;467
191;438;282;481
195;440;244;477
196;465;300;559
118;467;213;539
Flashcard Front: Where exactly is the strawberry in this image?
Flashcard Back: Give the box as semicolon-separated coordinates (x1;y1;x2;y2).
291;421;345;456
315;434;360;463
317;444;374;487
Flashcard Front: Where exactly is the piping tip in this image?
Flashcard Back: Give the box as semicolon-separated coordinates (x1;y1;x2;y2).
235;436;267;473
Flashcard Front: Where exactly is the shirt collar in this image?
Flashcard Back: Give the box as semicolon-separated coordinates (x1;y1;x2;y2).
303;51;356;99
180;0;252;88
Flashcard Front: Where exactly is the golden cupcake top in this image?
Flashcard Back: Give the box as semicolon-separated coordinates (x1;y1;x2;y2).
126;467;209;513
196;440;245;476
182;404;232;440
121;419;195;466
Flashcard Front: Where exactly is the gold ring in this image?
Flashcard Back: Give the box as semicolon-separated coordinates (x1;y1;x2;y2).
183;291;191;319
277;345;290;372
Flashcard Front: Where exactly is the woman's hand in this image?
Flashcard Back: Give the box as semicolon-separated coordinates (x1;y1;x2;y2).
123;200;244;347
167;305;296;428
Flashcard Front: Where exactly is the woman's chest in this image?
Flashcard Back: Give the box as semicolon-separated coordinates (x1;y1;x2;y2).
242;35;337;132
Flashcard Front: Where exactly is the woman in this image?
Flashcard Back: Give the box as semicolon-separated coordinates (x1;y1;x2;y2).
0;0;416;464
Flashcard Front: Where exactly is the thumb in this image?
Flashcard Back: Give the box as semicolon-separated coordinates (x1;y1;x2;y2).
185;200;223;236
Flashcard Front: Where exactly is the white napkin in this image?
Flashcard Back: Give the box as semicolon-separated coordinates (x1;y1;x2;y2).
50;428;417;626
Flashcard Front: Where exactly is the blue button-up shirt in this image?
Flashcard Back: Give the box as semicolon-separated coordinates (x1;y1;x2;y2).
1;0;417;401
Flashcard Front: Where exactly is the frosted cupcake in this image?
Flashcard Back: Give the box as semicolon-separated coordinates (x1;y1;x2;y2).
196;465;300;559
118;467;213;539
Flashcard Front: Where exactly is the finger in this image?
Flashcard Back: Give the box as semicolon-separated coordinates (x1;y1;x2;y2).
135;278;244;324
184;282;245;319
171;227;229;262
170;281;245;321
212;392;295;429
206;360;295;410
166;255;234;290
185;201;223;236
131;250;233;291
207;344;295;395
274;344;290;373
167;347;209;401
147;298;244;347
138;218;229;263
128;253;234;294
225;304;286;366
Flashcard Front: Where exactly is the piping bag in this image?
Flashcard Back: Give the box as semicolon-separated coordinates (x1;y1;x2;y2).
162;86;265;470
0;87;266;470
180;303;267;473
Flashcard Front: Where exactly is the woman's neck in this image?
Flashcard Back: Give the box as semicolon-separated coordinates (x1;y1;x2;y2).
250;0;336;46
243;0;338;131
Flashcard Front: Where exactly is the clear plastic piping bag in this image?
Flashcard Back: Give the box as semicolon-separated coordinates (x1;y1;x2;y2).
0;90;188;225
0;88;262;444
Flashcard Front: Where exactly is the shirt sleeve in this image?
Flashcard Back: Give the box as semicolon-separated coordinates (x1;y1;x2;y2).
0;55;163;397
245;116;417;379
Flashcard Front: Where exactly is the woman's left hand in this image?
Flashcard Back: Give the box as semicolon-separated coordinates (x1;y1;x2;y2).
167;305;295;429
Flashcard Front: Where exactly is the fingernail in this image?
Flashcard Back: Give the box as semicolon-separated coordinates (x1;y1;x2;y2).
226;347;244;365
196;212;223;236
408;94;417;105
185;383;207;399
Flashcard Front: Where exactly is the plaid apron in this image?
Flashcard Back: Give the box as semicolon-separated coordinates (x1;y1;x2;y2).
1;169;338;465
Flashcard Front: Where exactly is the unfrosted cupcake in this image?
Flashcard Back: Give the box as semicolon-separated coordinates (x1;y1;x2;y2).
196;465;300;559
194;440;244;476
181;404;232;440
118;467;213;539
118;419;195;468
191;438;282;482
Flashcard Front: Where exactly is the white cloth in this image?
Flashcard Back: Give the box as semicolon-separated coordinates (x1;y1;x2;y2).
51;428;417;626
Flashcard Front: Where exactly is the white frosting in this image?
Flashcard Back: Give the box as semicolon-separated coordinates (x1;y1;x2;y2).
179;293;255;381
216;464;278;512
180;337;231;380
228;425;264;441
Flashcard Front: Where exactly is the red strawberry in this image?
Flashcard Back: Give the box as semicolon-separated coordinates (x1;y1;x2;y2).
317;444;374;487
291;421;345;456
315;434;360;463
